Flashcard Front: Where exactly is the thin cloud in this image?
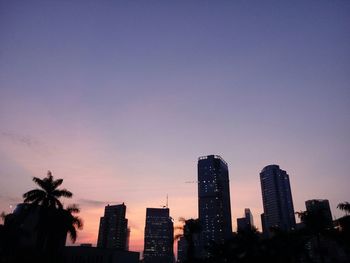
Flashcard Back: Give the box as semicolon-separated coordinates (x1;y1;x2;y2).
0;130;53;155
1;131;39;147
78;198;118;207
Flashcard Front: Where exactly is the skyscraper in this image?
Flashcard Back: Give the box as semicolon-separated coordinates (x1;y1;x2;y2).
97;203;129;250
305;199;333;228
143;208;174;263
198;155;232;251
237;208;254;232
260;165;296;235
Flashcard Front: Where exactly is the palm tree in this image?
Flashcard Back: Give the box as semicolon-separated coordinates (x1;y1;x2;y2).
337;202;350;216
20;171;82;262
23;171;72;209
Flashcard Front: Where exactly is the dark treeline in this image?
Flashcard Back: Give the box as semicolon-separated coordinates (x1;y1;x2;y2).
178;204;350;263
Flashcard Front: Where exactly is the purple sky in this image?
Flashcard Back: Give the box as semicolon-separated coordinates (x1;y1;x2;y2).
1;0;350;251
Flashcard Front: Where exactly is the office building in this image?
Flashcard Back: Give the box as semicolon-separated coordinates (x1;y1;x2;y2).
143;208;174;263
97;203;129;250
260;213;267;234
237;208;254;232
177;236;187;263
305;199;333;228
176;218;201;262
198;155;232;251
260;165;296;235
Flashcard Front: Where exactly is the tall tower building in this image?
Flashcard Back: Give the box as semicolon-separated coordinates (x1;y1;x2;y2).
97;203;129;250
198;155;232;251
143;208;174;263
260;165;296;235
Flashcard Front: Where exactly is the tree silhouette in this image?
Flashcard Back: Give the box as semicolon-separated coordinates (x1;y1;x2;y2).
296;210;328;263
62;204;83;243
337;201;350;250
337;202;350;216
21;171;82;262
23;171;72;209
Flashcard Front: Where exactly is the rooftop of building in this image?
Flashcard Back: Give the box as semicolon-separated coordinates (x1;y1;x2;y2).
198;154;228;166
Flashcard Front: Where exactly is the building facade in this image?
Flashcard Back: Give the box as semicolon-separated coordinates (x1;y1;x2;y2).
97;203;129;250
305;199;333;228
260;165;296;235
237;208;254;232
177;236;187;263
143;208;174;263
198;155;232;252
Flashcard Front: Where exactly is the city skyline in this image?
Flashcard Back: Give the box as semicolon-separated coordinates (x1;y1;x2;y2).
1;0;349;254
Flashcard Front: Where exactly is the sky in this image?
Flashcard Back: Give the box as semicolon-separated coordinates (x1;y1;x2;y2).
0;0;350;253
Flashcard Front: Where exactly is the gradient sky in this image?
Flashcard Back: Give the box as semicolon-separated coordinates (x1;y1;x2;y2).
1;0;349;253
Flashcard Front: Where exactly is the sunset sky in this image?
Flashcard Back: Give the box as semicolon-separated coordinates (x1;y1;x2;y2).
1;0;349;253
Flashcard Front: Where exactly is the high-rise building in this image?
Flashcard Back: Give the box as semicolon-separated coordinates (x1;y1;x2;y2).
198;155;232;251
177;236;187;263
237;208;254;232
260;165;296;235
305;199;333;228
143;208;174;263
260;213;267;234
97;203;129;250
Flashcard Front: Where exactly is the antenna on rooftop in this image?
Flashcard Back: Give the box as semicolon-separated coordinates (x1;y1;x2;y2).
160;195;169;209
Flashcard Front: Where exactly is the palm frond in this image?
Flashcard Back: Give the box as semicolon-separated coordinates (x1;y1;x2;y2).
72;216;83;229
54;198;64;209
53;189;73;198
337;202;350;214
67;225;77;243
32;177;48;191
23;189;46;203
52;178;63;189
47;171;53;182
66;204;80;214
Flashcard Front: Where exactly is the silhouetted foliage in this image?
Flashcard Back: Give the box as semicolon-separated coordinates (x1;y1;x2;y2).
23;171;72;209
338;202;350;215
0;171;82;263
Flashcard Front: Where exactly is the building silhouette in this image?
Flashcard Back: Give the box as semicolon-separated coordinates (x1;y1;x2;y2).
260;213;267;234
305;199;333;228
176;218;201;263
237;208;254;232
260;165;296;235
143;208;174;263
198;155;232;253
177;236;187;263
97;203;129;250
